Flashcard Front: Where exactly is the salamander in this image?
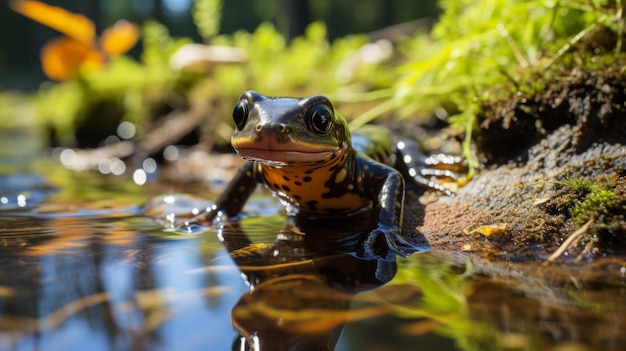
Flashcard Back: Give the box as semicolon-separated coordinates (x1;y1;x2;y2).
191;90;463;256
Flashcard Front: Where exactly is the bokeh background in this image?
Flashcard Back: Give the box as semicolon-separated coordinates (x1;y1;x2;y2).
0;0;439;90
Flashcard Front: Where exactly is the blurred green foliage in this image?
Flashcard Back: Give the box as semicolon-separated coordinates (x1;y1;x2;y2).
376;254;503;351
395;0;624;115
33;19;193;143
2;0;624;160
210;22;375;96
194;0;223;41
13;0;387;146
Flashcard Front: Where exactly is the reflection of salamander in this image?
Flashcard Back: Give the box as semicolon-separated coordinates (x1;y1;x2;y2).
193;91;464;255
219;221;397;351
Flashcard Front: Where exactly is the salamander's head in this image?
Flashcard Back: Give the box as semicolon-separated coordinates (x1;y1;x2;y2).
230;90;350;166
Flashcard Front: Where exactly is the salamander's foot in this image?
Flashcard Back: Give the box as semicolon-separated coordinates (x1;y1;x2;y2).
338;226;417;260
366;227;417;259
396;140;467;196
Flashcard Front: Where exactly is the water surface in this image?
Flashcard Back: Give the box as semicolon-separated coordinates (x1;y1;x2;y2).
1;130;625;351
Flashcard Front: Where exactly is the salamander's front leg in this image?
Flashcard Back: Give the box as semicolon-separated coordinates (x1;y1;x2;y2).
359;159;416;258
190;161;259;225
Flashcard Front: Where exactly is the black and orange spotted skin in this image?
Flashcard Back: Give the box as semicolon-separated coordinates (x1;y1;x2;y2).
196;91;416;254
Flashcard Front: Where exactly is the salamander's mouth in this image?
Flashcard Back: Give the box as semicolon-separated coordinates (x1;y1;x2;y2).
232;138;336;164
236;148;333;163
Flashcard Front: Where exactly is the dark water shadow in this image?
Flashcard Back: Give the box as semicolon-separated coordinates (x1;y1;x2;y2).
214;212;404;351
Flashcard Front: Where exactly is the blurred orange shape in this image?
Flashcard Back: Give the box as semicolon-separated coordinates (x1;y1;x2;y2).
41;37;104;81
11;0;139;81
10;0;96;45
100;20;141;58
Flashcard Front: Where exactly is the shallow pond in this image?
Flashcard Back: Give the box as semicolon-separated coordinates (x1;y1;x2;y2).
1;129;625;351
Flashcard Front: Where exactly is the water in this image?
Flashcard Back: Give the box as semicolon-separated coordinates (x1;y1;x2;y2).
1;130;626;351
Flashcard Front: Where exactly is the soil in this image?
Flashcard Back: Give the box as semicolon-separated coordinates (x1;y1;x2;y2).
407;65;626;262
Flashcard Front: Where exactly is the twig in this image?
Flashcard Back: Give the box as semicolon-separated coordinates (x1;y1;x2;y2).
543;217;594;265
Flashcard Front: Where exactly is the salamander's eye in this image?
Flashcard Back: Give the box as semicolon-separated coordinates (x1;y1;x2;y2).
307;104;333;135
233;99;248;131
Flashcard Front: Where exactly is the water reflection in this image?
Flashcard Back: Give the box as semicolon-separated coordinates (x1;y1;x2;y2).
0;174;57;209
215;220;398;350
0;196;245;350
2;196;626;350
1;161;626;350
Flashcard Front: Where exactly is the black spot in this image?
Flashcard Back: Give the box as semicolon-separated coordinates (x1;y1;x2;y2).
303;176;312;182
293;194;302;200
273;183;280;189
282;185;291;192
295;181;302;186
323;207;349;213
304;170;314;174
306;200;318;210
282;175;290;181
321;191;344;199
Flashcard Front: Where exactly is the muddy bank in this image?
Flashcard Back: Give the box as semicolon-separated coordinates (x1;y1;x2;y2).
412;66;626;261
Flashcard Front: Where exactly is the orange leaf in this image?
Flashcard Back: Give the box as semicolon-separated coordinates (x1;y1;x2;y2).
10;0;96;45
41;37;103;81
99;20;140;58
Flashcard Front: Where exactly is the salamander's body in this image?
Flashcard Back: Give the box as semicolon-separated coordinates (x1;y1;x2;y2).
194;91;461;256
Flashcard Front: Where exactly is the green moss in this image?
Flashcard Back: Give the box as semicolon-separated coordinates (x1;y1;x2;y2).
572;187;617;224
555;177;620;224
